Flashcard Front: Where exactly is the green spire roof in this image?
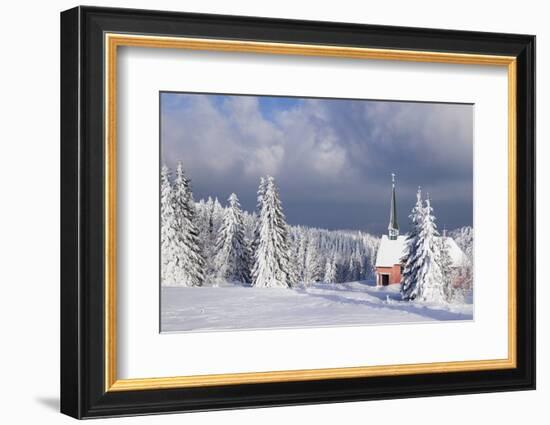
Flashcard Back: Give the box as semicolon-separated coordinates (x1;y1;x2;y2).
388;173;399;238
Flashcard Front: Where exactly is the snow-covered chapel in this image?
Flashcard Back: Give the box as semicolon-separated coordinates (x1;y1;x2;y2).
375;174;465;286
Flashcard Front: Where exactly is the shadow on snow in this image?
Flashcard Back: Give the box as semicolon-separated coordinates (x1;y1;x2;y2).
294;282;471;322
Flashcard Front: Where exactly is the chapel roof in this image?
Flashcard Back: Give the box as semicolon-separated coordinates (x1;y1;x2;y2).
375;234;466;268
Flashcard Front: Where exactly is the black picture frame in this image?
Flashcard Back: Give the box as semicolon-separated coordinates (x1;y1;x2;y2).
61;5;535;419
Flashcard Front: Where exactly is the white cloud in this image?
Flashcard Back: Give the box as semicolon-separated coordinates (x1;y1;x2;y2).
162;95;359;187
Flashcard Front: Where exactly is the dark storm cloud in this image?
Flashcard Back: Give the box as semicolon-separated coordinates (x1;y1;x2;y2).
161;93;473;234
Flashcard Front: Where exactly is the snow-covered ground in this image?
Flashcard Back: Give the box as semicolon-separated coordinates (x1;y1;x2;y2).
161;281;473;332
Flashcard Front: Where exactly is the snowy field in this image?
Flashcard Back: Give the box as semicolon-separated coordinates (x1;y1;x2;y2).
161;281;473;333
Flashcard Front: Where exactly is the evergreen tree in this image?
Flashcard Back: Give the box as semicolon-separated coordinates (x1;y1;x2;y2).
409;197;446;303
171;162;206;286
192;196;221;282
294;228;307;283
242;210;257;284
211;198;225;235
214;193;250;283
206;196;215;235
194;200;211;274
242;211;258;244
203;196;217;280
438;233;454;302
323;256;337;283
160;164;177;285
303;235;323;285
401;188;425;299
345;249;362;282
252;176;291;287
286;224;301;286
251;177;267;258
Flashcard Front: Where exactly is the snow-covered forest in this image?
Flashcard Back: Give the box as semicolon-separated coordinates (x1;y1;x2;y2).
161;162;380;288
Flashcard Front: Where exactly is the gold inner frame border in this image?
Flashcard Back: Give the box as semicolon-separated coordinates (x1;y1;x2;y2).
104;33;517;392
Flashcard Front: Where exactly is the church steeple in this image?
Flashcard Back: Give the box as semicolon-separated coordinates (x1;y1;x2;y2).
388;173;399;240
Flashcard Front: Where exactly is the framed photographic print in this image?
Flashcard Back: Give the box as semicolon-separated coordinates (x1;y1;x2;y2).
60;6;535;419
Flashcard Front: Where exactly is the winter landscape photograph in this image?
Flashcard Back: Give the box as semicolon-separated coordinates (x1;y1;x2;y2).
160;92;474;333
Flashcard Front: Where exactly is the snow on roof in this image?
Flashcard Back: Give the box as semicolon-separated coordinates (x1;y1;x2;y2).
375;235;407;267
444;237;466;266
375;234;466;268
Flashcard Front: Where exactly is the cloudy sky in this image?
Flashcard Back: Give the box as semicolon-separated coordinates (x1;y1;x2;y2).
160;92;473;235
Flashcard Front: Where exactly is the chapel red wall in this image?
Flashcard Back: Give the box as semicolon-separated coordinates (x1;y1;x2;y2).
376;264;402;285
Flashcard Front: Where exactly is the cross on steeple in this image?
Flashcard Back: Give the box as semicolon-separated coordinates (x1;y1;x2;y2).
388;173;399;240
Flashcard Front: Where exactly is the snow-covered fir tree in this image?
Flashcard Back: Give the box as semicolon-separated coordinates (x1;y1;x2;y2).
408;196;446;303
270;179;292;284
213;193;250;284
170;162;206;287
303;234;323;285
401;188;425;300
287;227;302;280
438;232;454;302
241;210;258;283
195;196;226;281
242;211;258;246
285;224;301;285
251;177;267;256
251;176;292;288
323;256;337;283
295;229;309;282
160;165;177;285
346;248;362;282
195;198;213;275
